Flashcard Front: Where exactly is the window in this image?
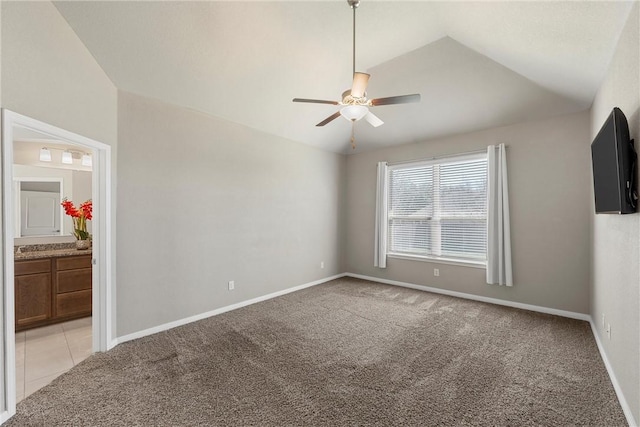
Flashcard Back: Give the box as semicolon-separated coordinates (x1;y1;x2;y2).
387;153;488;264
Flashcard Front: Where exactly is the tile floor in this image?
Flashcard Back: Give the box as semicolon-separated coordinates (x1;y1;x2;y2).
15;317;92;403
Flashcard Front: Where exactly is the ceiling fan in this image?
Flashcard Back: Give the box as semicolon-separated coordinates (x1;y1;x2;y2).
292;0;421;148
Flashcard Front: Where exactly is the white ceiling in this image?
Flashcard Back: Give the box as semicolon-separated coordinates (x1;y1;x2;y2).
53;1;634;154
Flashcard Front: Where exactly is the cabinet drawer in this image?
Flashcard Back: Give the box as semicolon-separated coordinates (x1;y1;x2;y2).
57;269;92;293
56;256;91;271
15;259;51;276
56;290;91;317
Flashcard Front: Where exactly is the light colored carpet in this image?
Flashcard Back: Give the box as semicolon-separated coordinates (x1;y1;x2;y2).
7;277;626;426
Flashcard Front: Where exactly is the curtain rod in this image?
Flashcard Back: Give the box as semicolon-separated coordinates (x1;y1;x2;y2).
387;148;490;166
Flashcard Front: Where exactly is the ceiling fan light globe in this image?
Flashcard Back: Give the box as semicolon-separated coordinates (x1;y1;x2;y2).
340;105;368;122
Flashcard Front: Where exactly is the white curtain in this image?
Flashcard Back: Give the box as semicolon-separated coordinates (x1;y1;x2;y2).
374;162;388;268
487;144;513;286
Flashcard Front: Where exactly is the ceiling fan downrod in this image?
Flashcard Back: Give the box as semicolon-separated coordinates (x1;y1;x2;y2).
348;0;360;77
349;0;360;150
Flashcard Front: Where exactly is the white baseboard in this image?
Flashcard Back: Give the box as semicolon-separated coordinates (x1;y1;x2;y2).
345;272;590;321
0;410;12;424
589;320;638;427
112;273;346;346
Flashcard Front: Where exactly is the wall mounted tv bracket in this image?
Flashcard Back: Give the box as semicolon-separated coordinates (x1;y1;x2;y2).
628;139;638;210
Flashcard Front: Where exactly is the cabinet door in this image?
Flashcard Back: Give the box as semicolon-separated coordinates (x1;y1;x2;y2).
15;273;51;327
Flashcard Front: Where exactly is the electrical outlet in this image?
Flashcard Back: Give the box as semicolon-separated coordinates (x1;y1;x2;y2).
228;280;235;291
434;268;440;277
602;313;606;329
606;323;611;339
320;261;325;269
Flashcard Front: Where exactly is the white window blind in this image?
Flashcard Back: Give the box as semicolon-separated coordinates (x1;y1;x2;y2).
388;153;488;262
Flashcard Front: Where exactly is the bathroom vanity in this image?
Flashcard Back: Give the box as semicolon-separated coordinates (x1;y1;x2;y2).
14;247;92;331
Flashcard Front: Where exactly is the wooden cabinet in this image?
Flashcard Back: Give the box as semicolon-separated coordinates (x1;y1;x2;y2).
15;255;92;331
15;260;52;329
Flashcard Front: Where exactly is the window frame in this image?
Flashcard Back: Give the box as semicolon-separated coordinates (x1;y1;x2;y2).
386;152;488;268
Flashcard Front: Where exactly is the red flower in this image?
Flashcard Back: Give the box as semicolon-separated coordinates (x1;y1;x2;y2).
79;200;93;221
61;198;92;240
61;200;80;218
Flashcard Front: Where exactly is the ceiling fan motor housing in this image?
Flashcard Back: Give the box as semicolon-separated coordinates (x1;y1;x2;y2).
341;90;369;105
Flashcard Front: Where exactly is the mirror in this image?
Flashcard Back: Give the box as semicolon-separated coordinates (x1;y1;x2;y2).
14;178;63;237
13;129;93;242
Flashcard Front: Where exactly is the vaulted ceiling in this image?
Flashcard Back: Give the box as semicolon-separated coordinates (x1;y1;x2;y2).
54;1;634;153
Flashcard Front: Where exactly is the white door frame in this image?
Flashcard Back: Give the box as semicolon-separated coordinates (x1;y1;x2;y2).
0;109;113;421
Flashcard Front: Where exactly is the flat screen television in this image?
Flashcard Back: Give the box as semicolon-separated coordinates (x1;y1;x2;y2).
591;107;637;214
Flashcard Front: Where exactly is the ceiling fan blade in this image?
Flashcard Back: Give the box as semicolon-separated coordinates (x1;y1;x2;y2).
316;111;341;127
370;94;421;106
364;111;384;128
293;98;339;105
350;72;370;98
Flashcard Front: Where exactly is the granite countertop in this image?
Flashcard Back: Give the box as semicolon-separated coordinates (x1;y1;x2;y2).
14;243;92;261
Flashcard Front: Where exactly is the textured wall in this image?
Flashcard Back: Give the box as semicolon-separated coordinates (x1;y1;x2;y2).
345;111;591;314
116;92;346;336
1;1;117;147
1;0;118;342
590;3;640;423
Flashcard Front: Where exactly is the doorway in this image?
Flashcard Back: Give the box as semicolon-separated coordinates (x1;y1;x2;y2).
1;110;113;420
12;144;94;402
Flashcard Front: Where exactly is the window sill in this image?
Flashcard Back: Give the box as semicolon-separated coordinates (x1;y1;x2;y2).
387;253;487;269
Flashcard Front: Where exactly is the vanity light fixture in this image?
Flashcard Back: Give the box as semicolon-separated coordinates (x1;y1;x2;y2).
36;146;92;168
61;151;73;164
81;154;92;167
39;147;52;162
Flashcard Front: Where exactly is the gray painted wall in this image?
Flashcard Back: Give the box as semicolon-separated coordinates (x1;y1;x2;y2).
116;92;346;336
345;111;591;314
1;1;117;147
590;3;639;422
1;1;118;339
